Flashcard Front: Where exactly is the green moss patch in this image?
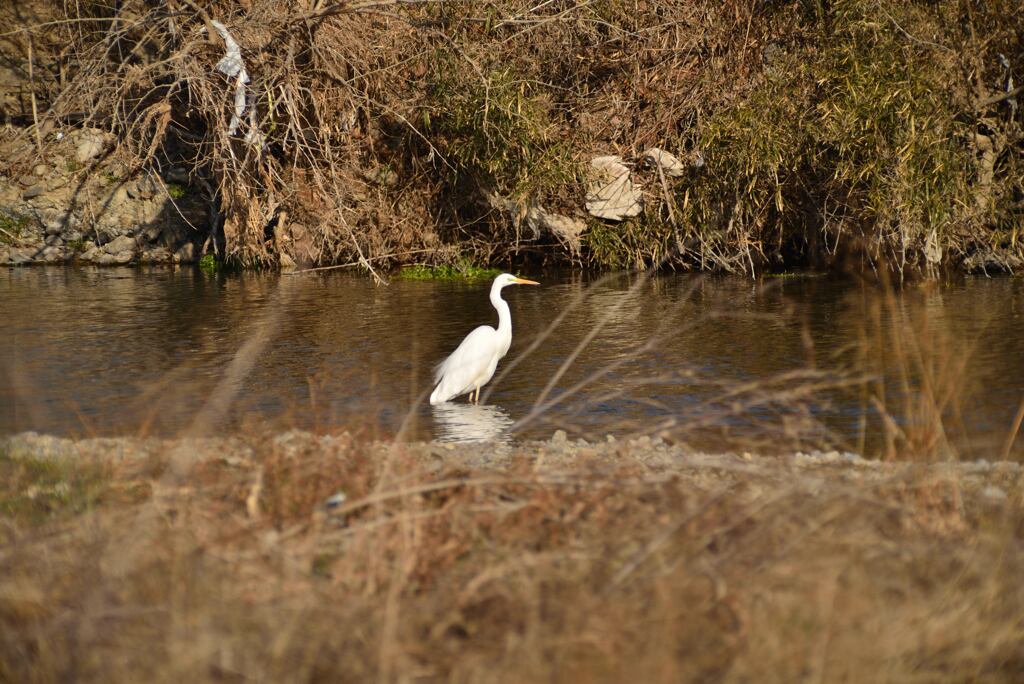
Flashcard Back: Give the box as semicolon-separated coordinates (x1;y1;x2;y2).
0;211;32;243
395;264;504;281
198;252;218;273
0;449;112;527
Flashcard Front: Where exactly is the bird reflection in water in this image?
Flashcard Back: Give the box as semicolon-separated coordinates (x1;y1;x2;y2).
431;402;514;443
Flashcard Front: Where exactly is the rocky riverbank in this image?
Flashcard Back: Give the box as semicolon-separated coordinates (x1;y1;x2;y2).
2;430;1022;681
0;128;209;267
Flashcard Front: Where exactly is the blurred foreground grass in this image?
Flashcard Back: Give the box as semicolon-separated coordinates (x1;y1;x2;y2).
1;432;1022;682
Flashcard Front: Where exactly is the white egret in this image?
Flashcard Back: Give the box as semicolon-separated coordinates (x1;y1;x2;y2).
429;273;540;405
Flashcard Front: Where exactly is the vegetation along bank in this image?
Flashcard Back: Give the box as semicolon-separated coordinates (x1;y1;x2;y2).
1;0;1021;276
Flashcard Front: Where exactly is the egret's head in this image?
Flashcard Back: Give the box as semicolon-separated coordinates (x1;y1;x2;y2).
495;273;540;287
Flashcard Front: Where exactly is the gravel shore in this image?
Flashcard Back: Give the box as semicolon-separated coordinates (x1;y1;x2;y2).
5;429;1020;500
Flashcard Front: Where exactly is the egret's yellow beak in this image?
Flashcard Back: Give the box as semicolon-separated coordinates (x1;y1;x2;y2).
513;277;540;286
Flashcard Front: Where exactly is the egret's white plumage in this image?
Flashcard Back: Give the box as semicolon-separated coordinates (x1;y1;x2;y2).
429;273;539;405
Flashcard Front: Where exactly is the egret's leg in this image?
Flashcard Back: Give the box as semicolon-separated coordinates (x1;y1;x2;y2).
469;388;477;403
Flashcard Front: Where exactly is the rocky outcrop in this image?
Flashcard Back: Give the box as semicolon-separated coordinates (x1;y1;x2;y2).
0;128;210;266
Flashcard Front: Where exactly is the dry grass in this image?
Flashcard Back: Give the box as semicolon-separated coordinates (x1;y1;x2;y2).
3;0;1020;273
1;432;1023;682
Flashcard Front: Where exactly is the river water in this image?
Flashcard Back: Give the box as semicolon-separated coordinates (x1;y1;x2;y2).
2;267;1022;459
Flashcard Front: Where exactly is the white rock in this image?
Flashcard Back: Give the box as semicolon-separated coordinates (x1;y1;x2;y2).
585;155;643;221
642;148;687;177
542;212;587;252
75;133;106;163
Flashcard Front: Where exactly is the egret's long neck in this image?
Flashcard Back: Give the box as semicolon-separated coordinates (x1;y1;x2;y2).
490;282;512;336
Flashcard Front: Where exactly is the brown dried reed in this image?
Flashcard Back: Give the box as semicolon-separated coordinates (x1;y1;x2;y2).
1;431;1022;682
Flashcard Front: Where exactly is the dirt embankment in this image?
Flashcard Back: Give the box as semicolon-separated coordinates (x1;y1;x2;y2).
2;431;1023;681
1;1;1022;275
